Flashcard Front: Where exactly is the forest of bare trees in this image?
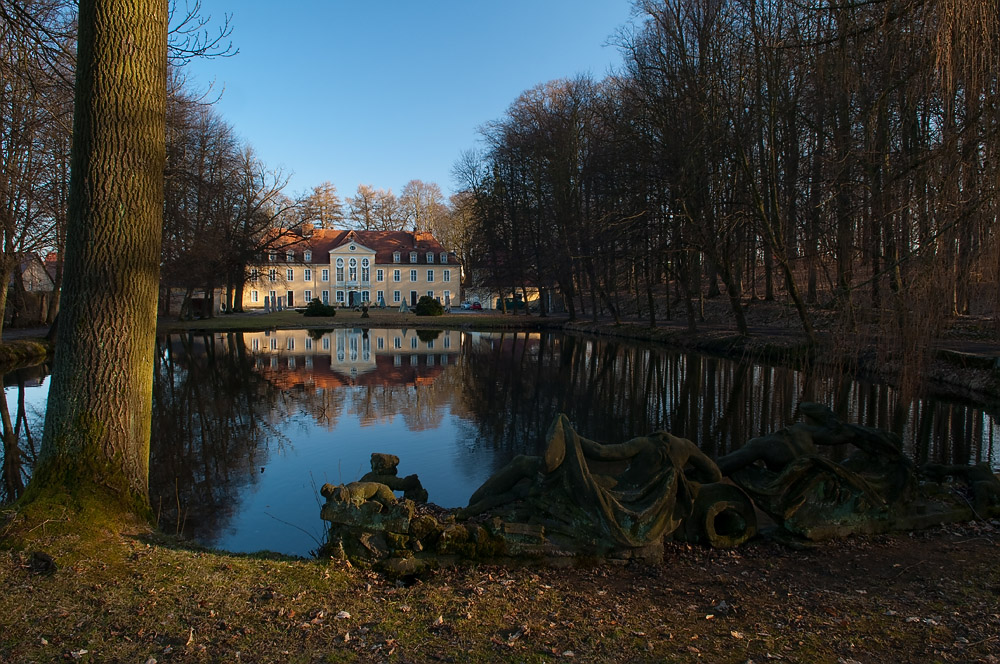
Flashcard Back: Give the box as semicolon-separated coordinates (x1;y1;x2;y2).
459;0;1000;374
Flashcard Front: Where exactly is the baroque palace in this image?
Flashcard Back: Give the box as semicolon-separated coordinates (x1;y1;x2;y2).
244;228;459;310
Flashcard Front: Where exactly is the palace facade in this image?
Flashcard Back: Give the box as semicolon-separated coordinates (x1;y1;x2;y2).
244;228;459;310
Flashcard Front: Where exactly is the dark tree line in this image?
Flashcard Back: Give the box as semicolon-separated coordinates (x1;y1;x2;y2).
459;0;999;380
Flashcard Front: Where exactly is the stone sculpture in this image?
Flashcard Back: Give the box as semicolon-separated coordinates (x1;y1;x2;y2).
718;402;1000;539
318;407;1000;570
319;417;757;571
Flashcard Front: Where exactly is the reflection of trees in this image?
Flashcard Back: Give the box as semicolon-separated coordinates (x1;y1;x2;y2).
150;333;292;544
0;365;47;503
455;332;999;471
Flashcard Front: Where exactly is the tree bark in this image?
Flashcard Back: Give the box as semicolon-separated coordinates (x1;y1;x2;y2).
34;0;167;514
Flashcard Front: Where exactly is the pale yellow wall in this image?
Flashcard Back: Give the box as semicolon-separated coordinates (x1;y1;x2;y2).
242;254;458;310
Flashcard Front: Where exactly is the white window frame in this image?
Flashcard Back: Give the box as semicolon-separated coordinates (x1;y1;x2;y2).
286;268;294;281
322;290;329;304
393;269;401;282
427;252;434;263
409;251;418;263
304;250;312;262
427;269;434;282
304;268;312;281
251;290;259;303
376;268;384;282
443;270;450;282
321;268;329;282
304;289;312;302
410;269;417;282
336;290;345;303
393;290;401;303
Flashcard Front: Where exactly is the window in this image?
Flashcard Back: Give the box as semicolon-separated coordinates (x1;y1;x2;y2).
288;357;296;369
376;269;384;282
411;336;418;349
443;270;451;282
361;291;370;302
393;290;401;303
440;252;448;264
269;269;276;282
304;268;312;281
336;257;344;281
361;258;370;282
270;338;277;350
427;338;435;349
394;337;402;349
376;290;384;305
286;250;294;262
410;269;417;282
394;355;402;366
322;268;329;282
427;252;434;263
252;338;260;351
287;291;294;307
305;337;313;351
250;268;259;281
287;268;294;281
377;337;384;350
322;290;329;304
287;337;295;350
443;335;451;349
427;290;434;299
393;269;400;282
409;251;417;263
336;290;344;303
269;289;276;304
348;258;357;281
251;290;259;303
304;290;312;302
268;251;276;262
323;337;330;350
304;250;312;262
427;269;434;282
443;290;450;303
393;251;400;263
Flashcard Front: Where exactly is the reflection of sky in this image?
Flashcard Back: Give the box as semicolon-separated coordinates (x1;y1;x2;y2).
4;376;50;414
208;384;492;557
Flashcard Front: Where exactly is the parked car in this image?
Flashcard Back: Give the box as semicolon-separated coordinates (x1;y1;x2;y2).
460;301;471;310
471;302;482;310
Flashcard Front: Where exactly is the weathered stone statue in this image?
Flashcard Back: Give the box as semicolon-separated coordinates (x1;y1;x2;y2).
317;408;999;570
718;402;999;539
461;414;755;554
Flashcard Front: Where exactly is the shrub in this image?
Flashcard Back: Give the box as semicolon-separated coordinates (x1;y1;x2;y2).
303;299;337;317
413;296;444;316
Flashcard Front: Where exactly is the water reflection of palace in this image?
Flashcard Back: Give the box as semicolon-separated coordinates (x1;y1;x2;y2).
244;328;462;388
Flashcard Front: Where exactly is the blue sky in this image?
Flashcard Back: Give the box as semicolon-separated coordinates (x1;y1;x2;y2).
182;1;635;201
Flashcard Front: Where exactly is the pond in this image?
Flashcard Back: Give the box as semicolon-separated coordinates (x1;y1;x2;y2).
3;327;998;557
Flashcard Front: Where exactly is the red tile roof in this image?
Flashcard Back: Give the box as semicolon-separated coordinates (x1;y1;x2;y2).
279;230;454;265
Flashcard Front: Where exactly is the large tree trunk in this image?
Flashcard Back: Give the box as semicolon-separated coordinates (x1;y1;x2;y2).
34;0;167;514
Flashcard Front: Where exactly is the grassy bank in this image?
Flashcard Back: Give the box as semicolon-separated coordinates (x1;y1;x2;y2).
0;338;51;374
161;309;558;334
1;515;998;663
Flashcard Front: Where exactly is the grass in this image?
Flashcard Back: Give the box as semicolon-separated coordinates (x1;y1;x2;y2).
161;308;558;334
0;339;50;374
1;513;998;663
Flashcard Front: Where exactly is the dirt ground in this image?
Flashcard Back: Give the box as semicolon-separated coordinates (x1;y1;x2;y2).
2;521;998;663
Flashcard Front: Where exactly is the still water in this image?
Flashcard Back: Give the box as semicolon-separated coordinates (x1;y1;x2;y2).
3;328;998;557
